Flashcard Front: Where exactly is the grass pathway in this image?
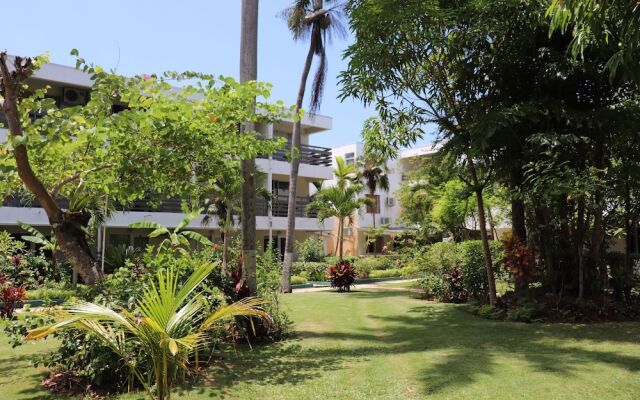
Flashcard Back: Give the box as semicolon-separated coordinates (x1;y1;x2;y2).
2;287;640;399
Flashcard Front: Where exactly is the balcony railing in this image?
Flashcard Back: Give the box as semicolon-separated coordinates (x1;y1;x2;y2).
256;195;318;218
262;144;332;167
3;194;319;219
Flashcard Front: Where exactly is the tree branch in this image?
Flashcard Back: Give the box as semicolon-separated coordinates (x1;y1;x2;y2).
50;163;113;197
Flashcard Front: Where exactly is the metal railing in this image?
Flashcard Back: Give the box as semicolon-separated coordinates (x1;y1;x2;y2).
264;144;332;167
256;195;318;218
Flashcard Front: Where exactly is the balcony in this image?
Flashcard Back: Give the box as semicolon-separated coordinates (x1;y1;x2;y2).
256;195;318;218
263;144;332;167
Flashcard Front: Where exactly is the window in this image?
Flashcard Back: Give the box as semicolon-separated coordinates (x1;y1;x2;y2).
272;180;289;197
345;152;355;165
366;194;380;214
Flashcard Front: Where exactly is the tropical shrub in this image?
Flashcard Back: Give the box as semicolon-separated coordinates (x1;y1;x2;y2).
506;302;545;322
27;263;269;400
291;275;307;285
256;244;281;294
326;260;356;292
324;255;358;265
354;257;395;278
459;241;504;302
291;261;327;281
1;284;26;319
368;268;402;279
502;233;536;282
295;236;325;262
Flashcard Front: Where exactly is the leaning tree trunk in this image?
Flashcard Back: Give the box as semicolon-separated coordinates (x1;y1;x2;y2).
239;0;259;295
0;53;101;285
281;38;316;293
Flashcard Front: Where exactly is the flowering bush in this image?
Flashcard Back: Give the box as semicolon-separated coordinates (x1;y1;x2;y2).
502;233;536;280
0;284;26;319
326;260;356;292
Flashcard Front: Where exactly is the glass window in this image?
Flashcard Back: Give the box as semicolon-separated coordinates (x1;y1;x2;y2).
345;152;355;165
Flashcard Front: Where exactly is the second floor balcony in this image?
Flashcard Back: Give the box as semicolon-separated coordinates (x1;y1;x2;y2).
261;143;332;167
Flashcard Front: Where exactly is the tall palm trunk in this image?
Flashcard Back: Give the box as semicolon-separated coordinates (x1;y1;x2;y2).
370;191;377;256
240;0;259;295
338;218;344;261
222;208;232;272
281;39;316;293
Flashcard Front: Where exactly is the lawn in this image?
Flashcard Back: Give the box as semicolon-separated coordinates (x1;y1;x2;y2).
2;288;640;399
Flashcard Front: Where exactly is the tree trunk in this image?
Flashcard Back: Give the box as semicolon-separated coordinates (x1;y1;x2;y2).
222;208;231;272
371;191;377;256
0;53;101;285
466;160;497;306
239;0;259;295
339;218;344;261
281;36;317;293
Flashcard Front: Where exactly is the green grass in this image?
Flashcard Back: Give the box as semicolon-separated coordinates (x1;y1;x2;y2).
3;288;640;399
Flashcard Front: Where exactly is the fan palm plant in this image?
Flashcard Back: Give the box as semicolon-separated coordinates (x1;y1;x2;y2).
129;208;212;255
280;0;347;293
307;184;372;260
17;221;59;276
27;262;269;400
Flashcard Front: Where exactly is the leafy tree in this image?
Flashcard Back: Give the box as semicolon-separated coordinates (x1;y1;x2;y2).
547;0;640;82
0;52;285;285
280;0;347;293
307;184;372;261
333;155;359;190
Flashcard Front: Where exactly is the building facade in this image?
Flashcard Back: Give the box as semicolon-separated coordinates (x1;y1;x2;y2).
0;60;334;262
325;142;439;257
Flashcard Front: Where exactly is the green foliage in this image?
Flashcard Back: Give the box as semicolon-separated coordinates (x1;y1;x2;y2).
295;236;325;262
257;243;282;294
291;275;308;285
291;261;327;282
354;257;394;278
27;263;270;400
324;255;358;265
506;303;545;323
459;241;504;302
475;304;505;320
368;269;402;279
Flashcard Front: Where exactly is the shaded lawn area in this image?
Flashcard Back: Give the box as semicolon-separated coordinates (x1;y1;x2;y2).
3;288;640;399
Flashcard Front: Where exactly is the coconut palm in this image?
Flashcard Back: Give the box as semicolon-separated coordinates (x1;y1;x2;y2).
17;221;59;276
27;262;269;400
307;184;372;261
129;208;211;255
239;0;260;296
280;0;347;293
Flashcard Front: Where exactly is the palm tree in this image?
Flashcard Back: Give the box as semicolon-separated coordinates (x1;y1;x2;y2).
17;221;59;276
358;153;390;254
280;0;347;293
27;263;269;400
129;208;212;255
307;184;372;261
202;164;271;272
239;0;260;295
334;155;359;191
358;155;390;228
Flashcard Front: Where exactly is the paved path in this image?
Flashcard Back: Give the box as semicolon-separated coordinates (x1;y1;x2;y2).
292;278;421;293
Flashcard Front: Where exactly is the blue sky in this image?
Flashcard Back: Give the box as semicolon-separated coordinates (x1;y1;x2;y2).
3;1;431;149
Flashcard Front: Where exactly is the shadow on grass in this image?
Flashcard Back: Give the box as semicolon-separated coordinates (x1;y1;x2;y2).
193;289;640;398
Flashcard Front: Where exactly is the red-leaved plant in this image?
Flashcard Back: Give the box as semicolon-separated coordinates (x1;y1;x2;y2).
326;260;356;292
0;285;25;319
502;233;536;280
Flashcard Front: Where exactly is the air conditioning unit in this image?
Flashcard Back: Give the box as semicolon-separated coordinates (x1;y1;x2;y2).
344;228;353;236
380;217;391;225
62;87;88;107
385;197;395;207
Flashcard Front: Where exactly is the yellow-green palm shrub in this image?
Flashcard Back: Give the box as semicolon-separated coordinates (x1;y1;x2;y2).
27;262;269;400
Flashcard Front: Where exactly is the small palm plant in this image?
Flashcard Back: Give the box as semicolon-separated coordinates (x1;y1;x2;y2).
27;262;269;400
18;221;59;275
130;208;212;255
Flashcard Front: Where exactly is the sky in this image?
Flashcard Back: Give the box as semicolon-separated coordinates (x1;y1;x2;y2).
3;0;436;149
